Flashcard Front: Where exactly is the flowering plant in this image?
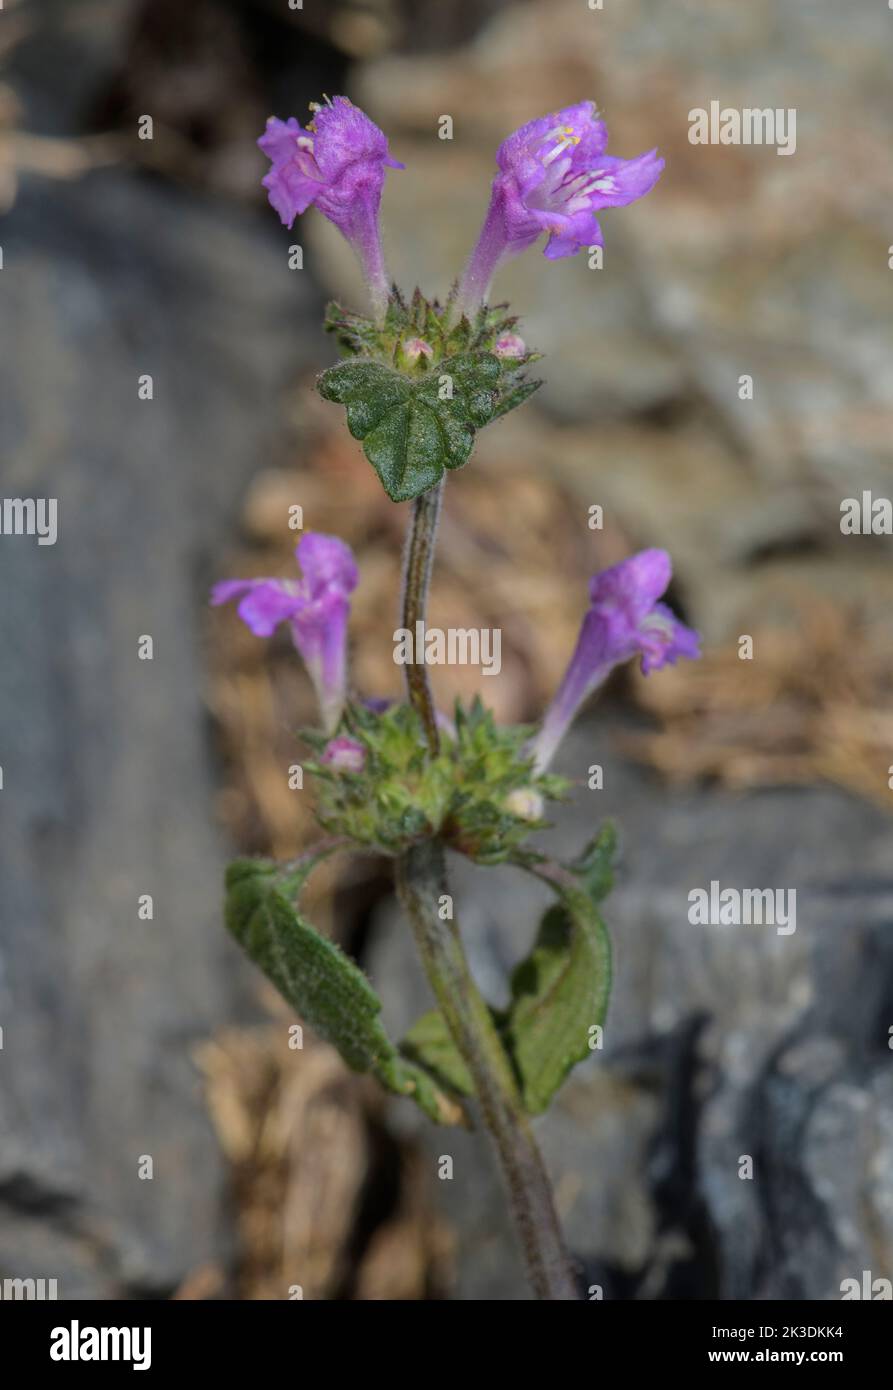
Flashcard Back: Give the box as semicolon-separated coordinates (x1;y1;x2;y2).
216;96;697;1299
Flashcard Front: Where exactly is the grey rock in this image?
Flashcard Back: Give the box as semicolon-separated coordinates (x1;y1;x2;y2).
0;168;321;1296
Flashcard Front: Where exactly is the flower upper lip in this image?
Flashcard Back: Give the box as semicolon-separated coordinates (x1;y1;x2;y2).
257;96;401;318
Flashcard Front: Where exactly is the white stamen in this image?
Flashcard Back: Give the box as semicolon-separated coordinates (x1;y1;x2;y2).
542;138;574;166
539;124;581;166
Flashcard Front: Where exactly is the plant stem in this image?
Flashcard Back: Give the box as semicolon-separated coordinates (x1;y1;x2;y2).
401;480;443;756
396;840;579;1300
397;481;578;1301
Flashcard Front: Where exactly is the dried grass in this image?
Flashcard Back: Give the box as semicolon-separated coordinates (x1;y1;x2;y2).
627;598;893;809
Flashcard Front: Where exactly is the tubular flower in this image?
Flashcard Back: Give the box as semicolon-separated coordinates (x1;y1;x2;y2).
211;532;358;734
457;101;663;312
258;96;403;317
530;549;699;772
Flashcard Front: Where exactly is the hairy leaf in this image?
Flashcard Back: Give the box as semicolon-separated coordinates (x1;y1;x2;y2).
490;377;543;422
570;820;617;903
505;827;615;1113
400;1008;475;1098
504;888;610;1114
317;353;501;502
225;855;465;1124
395;826;616;1116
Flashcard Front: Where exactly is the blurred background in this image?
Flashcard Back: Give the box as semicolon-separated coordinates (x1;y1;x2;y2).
1;0;891;1300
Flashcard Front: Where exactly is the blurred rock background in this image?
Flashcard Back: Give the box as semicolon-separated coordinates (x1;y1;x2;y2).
0;0;891;1299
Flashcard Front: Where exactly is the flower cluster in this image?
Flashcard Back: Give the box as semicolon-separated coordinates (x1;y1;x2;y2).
213;533;697;814
258;95;661;319
216;94;697;858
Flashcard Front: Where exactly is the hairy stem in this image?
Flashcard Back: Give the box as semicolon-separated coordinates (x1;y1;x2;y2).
396;840;579;1300
397;481;578;1300
401;480;443;755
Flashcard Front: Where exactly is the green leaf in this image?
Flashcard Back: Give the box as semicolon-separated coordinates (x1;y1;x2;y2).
571;821;617;903
491;377;543;422
317;353;501;502
505;832;614;1114
225;855;465;1125
505;890;610;1115
323;299;384;357
400;1009;475;1098
395;826;616;1117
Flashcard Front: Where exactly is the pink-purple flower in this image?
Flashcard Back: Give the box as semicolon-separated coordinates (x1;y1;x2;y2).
530;549;699;772
321;735;366;773
258;96;403;318
211;532;358;734
457;101;663;313
494;332;527;359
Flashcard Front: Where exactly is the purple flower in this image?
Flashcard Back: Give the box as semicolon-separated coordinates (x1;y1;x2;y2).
211;532;358;734
494;332;527;359
456;101;663;313
321;735;366;774
258;96;403;318
530;549;699;772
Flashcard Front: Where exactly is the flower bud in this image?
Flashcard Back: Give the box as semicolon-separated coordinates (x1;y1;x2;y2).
494;332;526;359
399;336;434;370
505;787;545;821
321;735;366;773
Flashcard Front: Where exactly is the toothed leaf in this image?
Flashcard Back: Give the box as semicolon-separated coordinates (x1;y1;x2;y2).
317;353;502;502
